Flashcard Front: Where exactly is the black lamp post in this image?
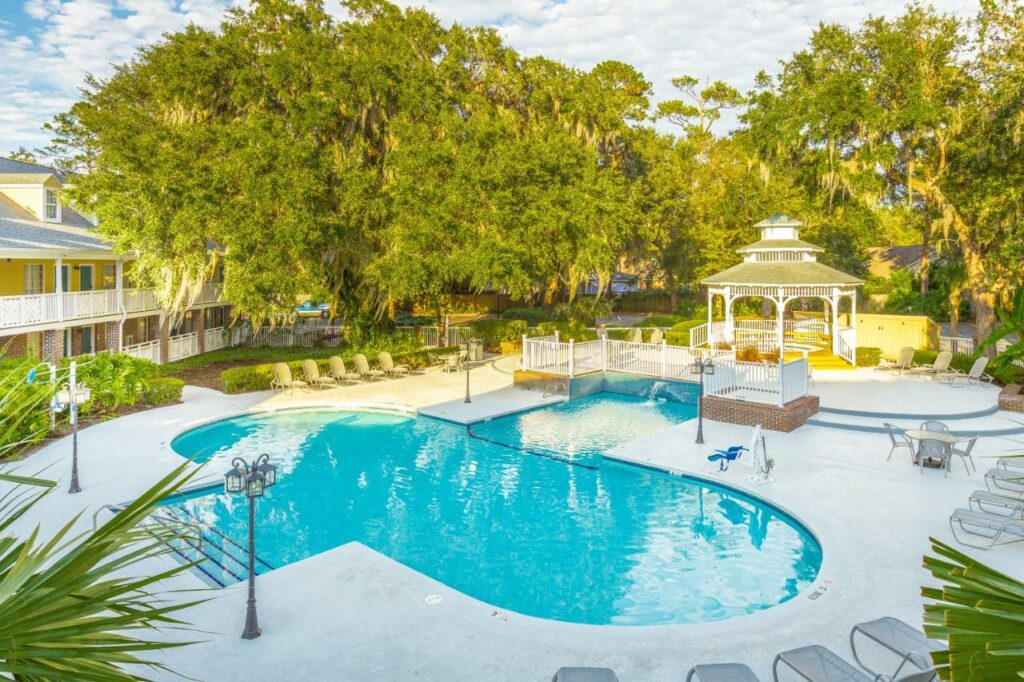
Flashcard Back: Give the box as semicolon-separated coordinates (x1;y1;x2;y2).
55;361;91;494
224;453;278;640
689;357;715;445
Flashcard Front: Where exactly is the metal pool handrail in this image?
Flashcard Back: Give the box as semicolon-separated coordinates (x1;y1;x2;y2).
91;502;206;547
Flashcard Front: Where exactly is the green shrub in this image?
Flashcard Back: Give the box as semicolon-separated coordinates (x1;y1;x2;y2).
665;319;705;346
912;349;975;374
855;347;882;367
534;321;597;342
219;349;449;394
634;314;683;328
469;319;529;351
143;377;184;406
501;308;552;326
69;353;159;414
0;358;53;459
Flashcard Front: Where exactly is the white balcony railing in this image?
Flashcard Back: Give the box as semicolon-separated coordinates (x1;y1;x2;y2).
168;332;200;362
203;326;227;352
0;286;216;331
121;340;161;364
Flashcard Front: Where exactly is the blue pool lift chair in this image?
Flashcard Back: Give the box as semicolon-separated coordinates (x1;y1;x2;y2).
708;445;747;471
552;668;618;682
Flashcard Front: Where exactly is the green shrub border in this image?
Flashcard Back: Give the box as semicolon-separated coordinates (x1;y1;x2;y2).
143;377;185;406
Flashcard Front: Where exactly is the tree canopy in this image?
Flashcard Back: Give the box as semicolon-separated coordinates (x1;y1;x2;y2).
47;0;1023;335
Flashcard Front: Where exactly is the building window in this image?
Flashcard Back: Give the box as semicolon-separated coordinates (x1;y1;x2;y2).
23;264;44;294
44;189;59;221
101;263;116;289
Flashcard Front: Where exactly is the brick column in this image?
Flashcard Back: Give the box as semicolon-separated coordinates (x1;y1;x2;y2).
103;321;120;352
157;314;170;364
42;329;62;364
195;309;206;354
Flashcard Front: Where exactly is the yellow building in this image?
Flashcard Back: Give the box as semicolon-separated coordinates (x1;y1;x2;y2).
0;157;230;363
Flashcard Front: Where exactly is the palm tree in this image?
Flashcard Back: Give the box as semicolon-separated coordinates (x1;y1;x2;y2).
922;538;1024;680
978;287;1024;368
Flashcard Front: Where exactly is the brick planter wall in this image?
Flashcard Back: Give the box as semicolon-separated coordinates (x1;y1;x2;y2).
999;385;1024;414
512;370;569;396
701;394;820;432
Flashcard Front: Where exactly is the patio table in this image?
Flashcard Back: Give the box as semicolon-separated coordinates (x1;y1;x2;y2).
905;429;958;472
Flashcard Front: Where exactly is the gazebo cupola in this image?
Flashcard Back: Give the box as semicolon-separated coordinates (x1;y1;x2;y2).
699;213;862;364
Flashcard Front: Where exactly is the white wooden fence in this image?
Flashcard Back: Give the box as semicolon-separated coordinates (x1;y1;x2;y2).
121;340;161;364
939;335;976;355
168;332;199;362
203;327;228;352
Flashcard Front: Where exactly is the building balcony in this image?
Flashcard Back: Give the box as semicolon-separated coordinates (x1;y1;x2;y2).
0;284;223;333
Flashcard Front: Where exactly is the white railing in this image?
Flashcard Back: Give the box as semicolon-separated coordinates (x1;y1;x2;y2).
705;358;809;406
121;340;162;364
837;327;856;365
446;326;471;346
0;293;59;329
168;332;199;362
940;335;975;355
523;337;731;380
245;325;345;348
123;288;160;313
194;283;223;305
688;321;728;350
996;339;1024;368
203;327;227;352
62;290;120;321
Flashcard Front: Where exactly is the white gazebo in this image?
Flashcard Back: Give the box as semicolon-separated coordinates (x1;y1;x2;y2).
698;214;862;364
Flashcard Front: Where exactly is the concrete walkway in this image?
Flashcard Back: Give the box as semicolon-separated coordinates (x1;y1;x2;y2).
2;363;1021;682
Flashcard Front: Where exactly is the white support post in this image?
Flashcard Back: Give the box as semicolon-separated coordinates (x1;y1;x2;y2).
601;336;608;371
725;289;734;346
850;292;857;360
778;355;785;407
55;257;63;321
776;290;785;354
521;334;527;370
568;339;575;377
707;290;713;342
661;340;667;378
831;292;840;355
555;330;560;343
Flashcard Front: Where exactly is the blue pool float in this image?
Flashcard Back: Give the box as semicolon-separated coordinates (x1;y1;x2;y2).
708;445;747;471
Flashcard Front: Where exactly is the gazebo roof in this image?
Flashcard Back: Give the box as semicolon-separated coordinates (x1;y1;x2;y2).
702;260;863;287
754;213;803;228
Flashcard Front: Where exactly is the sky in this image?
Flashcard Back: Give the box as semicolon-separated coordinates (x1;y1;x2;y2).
1;0;976;155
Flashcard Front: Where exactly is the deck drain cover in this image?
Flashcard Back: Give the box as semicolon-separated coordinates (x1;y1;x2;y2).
425;595;443;605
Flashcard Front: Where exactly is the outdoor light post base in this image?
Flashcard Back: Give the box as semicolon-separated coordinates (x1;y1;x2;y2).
464;363;471;404
241;599;261;640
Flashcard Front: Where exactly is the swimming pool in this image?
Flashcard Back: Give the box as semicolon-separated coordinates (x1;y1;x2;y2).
168;394;821;625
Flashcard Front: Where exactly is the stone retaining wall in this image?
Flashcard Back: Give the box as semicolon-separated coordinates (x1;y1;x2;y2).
512;369;569;396
702;394;820;432
999;384;1024;414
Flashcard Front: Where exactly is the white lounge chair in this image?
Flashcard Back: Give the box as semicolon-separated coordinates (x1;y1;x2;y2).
302;359;336;390
969;490;1024;518
950;508;1024;549
552;668;618;682
850;617;943;680
937;356;994;386
270;362;307;394
352;353;386;381
876;346;915;374
985;468;1024;493
773;644;936;681
649;328;664;344
686;663;760;681
328;355;362;384
909;351;952;379
378;351;411;378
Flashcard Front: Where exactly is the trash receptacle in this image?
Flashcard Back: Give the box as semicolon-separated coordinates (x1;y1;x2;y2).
468;338;484;361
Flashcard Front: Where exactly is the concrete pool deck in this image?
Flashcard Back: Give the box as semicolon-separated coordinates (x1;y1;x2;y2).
2;361;1022;681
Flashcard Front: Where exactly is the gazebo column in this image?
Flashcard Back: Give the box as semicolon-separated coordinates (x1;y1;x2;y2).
776;288;785;353
724;288;734;346
830;291;840;355
850;291;857;355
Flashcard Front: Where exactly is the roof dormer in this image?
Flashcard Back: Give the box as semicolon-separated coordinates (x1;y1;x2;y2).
754;213;803;240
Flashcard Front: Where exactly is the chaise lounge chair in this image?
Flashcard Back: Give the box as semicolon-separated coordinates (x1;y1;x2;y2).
773;644;936;681
849;617;943;680
686;663;760;682
328;355;362;384
552;668;618;682
949;508;1024;549
909;351;952;379
969;490;1024;518
270;362;307;394
302;359;337;390
875;346;915;374
378;351;411;378
937;356;994;387
352;353;386;381
985;468;1024;493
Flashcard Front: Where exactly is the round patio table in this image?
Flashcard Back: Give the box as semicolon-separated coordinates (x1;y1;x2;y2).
905;429;959;472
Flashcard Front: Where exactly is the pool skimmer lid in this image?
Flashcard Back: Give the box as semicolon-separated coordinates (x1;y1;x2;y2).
425;595;443;605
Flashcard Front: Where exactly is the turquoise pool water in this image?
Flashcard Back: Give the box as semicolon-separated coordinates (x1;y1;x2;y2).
168;394;821;625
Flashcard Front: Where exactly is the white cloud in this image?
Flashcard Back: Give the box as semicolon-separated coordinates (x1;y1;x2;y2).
2;0;977;154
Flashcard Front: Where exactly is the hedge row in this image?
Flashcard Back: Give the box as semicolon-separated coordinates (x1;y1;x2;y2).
220;348;450;394
665;319;705;346
855;347;882;367
143;377;185;406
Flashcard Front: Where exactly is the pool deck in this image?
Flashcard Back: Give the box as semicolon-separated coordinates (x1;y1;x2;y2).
3;361;1022;681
